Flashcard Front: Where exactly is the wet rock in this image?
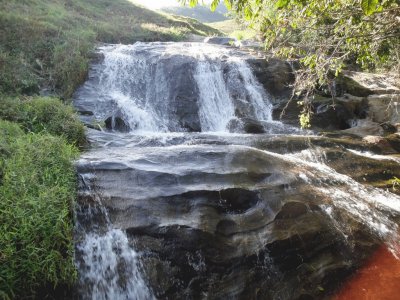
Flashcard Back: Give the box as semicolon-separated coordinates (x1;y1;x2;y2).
204;36;236;45
76;134;400;300
242;117;266;134
311;102;353;130
247;58;295;98
105;115;130;132
342;120;384;137
227;117;266;133
386;134;400;152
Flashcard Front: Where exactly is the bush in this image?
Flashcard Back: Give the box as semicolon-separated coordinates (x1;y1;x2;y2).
51;30;96;99
0;96;86;147
0;120;24;185
0;133;78;299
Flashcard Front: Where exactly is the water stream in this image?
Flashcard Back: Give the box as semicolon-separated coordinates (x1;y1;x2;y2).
74;42;400;299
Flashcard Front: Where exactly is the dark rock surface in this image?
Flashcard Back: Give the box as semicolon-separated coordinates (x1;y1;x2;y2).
73;42;400;300
76;133;400;299
247;58;295;98
204;36;236;46
273;97;355;130
105;115;130;132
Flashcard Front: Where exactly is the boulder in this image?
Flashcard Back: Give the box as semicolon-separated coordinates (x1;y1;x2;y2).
335;93;368;118
204;36;236;46
105;115;130;132
367;94;400;124
311;101;353;130
339;71;400;97
247;58;295;98
242;117;266;134
342;120;384;137
227;117;266;134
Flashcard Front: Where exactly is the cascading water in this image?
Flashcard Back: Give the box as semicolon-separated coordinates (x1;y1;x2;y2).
74;42;400;299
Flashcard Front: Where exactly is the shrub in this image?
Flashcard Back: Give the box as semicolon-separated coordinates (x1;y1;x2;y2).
0;96;86;147
0;133;78;299
51;30;96;99
22;97;86;146
0;50;39;95
0;120;24;185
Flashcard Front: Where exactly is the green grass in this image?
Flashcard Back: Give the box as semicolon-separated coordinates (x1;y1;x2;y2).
0;0;220;98
0;95;84;299
0;124;78;299
0;1;220;298
207;19;259;41
0;96;86;147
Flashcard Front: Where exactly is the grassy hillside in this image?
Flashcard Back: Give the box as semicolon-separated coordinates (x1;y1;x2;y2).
0;1;219;299
0;0;219;98
161;3;229;23
208;19;259;41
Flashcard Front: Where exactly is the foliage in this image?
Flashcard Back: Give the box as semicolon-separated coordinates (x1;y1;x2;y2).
0;96;86;147
0;0;220;98
0;130;78;299
392;177;400;191
182;0;399;127
0;121;24;184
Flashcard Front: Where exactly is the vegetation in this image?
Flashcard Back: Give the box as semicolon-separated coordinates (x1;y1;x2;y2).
208;19;258;40
161;2;229;23
0;122;78;299
0;0;220;98
182;0;399;127
0;96;84;299
0;0;221;298
0;96;86;146
392;177;400;191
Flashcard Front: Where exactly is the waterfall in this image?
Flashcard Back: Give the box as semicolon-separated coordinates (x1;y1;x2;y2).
77;229;153;300
75;174;154;300
195;59;234;131
75;42;278;133
74;42;400;299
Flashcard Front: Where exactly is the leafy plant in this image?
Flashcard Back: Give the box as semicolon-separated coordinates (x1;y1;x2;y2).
392;177;400;191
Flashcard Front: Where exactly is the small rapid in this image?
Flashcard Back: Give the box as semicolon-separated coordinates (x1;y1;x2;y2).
73;42;400;299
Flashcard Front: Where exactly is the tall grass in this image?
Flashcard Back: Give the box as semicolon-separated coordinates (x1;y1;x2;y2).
0;95;84;298
0;1;220;298
0;125;78;299
0;96;86;147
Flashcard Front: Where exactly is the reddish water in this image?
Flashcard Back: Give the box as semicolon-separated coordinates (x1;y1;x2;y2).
334;246;400;300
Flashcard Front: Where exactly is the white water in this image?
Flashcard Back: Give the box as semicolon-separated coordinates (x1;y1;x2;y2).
77;229;154;300
75;185;154;299
285;148;400;256
195;59;235;131
93;42;276;133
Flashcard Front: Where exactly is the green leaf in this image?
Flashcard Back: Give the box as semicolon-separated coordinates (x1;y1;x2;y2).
224;0;232;10
275;0;290;9
361;0;378;16
189;0;199;8
211;0;220;11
